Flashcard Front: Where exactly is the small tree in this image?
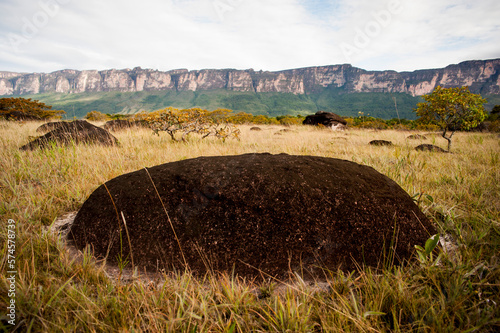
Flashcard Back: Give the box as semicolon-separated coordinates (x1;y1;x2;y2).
415;86;487;151
85;110;110;121
0;97;65;120
138;107;240;142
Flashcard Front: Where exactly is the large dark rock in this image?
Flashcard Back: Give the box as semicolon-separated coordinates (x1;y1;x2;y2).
21;120;118;150
369;140;393;146
303;111;347;129
69;153;435;278
36;121;69;133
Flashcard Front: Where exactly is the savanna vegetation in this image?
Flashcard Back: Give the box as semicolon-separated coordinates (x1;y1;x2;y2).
0;98;65;121
0;118;499;331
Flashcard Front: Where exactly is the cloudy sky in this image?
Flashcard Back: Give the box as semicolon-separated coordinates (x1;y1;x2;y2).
0;0;499;73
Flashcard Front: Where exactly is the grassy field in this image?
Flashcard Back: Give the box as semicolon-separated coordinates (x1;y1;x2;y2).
0;121;499;332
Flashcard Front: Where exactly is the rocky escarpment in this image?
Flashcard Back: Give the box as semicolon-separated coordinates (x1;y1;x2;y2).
1;59;499;97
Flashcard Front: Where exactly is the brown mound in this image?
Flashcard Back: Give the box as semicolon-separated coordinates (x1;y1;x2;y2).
103;119;141;131
69;153;435;279
415;144;447;153
369;140;393;146
407;134;427;140
250;127;262;131
36;121;68;133
21;120;118;151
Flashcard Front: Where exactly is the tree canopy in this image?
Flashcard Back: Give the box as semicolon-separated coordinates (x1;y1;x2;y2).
0;97;65;120
414;86;487;151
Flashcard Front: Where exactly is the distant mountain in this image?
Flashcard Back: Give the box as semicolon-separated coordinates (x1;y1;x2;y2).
1;59;499;119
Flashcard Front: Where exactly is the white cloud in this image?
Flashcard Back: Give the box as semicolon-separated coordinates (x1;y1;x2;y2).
0;0;498;73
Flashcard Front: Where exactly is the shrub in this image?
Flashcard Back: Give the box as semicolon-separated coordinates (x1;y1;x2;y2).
85;111;110;121
0;97;65;120
138;107;240;142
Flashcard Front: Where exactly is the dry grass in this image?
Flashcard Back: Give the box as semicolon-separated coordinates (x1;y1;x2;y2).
0;120;499;332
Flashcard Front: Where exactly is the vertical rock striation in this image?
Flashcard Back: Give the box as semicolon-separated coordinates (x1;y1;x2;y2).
1;59;499;97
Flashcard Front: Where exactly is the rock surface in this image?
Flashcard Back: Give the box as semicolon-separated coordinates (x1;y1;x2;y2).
1;59;499;96
21;120;118;150
69;153;436;278
369;140;393;146
36;121;68;133
303;111;347;129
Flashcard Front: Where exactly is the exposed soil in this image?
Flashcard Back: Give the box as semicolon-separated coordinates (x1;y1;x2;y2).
21;120;118;150
69;153;436;279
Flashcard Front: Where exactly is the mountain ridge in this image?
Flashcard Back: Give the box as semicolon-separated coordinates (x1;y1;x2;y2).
1;58;499;97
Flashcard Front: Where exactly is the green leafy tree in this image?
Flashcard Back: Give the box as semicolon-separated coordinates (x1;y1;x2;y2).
0;97;65;120
414;86;487;151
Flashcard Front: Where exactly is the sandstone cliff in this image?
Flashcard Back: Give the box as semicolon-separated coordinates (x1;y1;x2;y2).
1;59;499;97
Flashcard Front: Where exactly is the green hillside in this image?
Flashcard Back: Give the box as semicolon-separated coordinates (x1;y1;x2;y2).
8;89;437;120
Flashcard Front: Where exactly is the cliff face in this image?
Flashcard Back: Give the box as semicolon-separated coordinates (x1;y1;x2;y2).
1;59;499;97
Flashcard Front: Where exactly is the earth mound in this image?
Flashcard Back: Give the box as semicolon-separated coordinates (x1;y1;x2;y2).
415;144;447;152
21;120;118;150
250;127;262;131
369;140;393;146
69;153;435;278
36;121;68;133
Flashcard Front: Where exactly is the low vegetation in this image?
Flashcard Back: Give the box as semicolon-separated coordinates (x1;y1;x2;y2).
0;120;499;332
0;97;65;120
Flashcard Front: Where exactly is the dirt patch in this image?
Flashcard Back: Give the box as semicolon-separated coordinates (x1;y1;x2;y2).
21;120;118;150
69;153;435;279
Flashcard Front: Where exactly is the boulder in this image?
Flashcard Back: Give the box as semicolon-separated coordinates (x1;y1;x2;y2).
36;121;68;133
303;111;347;130
69;153;436;278
369;140;393;146
21;120;118;151
250;127;262;131
415;144;447;152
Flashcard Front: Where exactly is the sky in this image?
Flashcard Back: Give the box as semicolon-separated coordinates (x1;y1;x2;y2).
0;0;499;74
